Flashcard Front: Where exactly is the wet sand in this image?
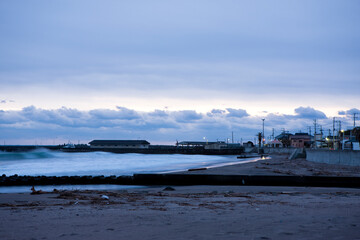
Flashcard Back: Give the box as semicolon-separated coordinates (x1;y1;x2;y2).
1;154;360;240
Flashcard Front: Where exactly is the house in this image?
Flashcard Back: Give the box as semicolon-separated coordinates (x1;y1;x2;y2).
275;132;293;147
289;133;312;148
88;140;150;149
268;139;283;148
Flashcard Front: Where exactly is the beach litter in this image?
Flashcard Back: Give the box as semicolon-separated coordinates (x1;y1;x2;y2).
101;195;109;200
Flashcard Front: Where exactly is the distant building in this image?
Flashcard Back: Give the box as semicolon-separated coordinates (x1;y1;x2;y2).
290;133;312;148
275;132;293;147
242;141;254;148
314;133;323;148
226;143;243;149
88;140;150;149
268;139;283;148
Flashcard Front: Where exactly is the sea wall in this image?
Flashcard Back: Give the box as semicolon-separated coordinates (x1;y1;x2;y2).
306;149;360;166
264;148;295;154
243;147;295;154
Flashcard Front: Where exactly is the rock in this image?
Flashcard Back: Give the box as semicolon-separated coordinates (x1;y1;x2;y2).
163;186;175;191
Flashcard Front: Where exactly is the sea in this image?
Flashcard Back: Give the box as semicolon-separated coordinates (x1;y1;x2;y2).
0;148;260;193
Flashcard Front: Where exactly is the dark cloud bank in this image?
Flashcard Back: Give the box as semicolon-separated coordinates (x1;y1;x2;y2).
0;106;358;145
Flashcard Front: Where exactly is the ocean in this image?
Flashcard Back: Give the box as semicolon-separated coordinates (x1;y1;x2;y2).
0;148;259;193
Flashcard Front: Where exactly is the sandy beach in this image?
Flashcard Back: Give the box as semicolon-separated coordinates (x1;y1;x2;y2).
182;154;360;177
1;154;360;240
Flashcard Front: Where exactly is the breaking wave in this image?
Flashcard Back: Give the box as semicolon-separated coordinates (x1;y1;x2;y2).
0;148;57;161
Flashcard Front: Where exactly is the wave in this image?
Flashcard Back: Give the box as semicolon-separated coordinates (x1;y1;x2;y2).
0;148;57;161
0;152;260;177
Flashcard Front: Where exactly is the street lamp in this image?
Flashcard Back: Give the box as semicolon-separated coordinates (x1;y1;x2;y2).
341;130;345;150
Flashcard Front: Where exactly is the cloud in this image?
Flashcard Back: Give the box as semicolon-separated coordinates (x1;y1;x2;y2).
0;109;25;124
1;105;359;145
345;108;360;116
88;107;140;121
207;109;226;117
18;106;88;127
148;109;169;118
0;1;359;121
115;106;141;120
294;107;327;119
0;99;15;104
226;108;249;118
211;109;226;114
172;110;203;123
264;113;289;125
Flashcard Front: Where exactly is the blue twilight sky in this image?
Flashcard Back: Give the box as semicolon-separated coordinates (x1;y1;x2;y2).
0;0;359;144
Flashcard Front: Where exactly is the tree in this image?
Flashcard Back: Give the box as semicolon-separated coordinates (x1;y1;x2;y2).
280;138;291;147
258;132;262;147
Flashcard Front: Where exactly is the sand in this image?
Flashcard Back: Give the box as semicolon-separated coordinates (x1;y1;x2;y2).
1;154;360;240
182;154;360;176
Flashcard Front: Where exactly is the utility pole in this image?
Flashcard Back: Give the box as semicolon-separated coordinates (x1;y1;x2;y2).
262;119;265;148
232;131;234;144
337;120;342;150
354;113;359;127
320;125;323;148
314;119;317;149
333;117;335;150
258;132;262;151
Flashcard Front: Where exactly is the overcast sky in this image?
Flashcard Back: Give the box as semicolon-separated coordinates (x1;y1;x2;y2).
0;0;359;144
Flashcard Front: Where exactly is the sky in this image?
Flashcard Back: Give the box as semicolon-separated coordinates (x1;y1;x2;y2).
0;0;359;145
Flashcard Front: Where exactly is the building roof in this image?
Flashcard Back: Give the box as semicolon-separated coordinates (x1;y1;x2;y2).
290;134;312;140
294;133;310;136
89;140;150;145
275;132;293;140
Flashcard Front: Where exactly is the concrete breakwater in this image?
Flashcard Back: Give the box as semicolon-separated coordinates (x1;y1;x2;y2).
0;175;133;186
307;149;360;166
1;174;360;188
61;147;245;155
